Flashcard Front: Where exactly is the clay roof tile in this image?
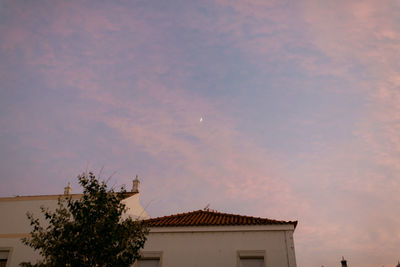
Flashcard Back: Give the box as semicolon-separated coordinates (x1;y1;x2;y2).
143;210;297;228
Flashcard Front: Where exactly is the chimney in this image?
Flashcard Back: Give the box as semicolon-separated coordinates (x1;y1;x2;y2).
341;256;348;267
64;182;71;195
132;175;140;193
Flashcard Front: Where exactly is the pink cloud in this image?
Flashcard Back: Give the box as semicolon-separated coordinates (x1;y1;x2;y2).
0;27;28;51
5;1;400;266
2;0;303;218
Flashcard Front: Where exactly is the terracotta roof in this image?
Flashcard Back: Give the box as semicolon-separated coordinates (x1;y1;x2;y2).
143;210;297;228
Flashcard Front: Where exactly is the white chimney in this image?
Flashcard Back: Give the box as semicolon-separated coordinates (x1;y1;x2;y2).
132;175;140;193
64;182;72;195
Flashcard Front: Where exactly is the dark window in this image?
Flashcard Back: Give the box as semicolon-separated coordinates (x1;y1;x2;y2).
138;258;160;267
0;251;9;267
240;258;264;267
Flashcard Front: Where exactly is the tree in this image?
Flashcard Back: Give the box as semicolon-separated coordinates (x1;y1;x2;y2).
20;172;149;267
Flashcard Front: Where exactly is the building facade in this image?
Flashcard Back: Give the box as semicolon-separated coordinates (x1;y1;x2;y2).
140;210;297;267
0;179;298;267
0;182;148;267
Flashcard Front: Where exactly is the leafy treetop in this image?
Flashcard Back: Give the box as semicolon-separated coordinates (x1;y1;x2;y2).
21;172;148;267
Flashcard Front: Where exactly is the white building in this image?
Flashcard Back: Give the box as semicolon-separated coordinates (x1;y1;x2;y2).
140;209;297;267
0;178;298;267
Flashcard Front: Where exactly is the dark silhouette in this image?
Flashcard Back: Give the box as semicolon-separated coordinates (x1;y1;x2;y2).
341;256;348;267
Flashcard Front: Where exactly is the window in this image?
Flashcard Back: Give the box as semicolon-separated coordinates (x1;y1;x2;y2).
0;250;9;267
135;251;162;267
137;259;160;267
237;250;265;267
240;258;264;267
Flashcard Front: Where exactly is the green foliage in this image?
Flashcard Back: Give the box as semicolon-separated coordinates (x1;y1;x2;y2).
21;172;149;267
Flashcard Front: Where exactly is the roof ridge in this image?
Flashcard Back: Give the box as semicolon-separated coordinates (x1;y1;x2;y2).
199;209;284;222
144;209;298;228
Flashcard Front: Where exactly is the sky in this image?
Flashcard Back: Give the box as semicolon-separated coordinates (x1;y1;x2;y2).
1;0;400;266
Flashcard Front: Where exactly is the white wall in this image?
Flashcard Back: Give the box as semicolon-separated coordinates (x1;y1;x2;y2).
122;194;149;219
143;225;297;267
0;238;39;267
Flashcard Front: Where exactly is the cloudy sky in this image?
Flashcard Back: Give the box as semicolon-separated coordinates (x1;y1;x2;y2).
1;0;400;266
